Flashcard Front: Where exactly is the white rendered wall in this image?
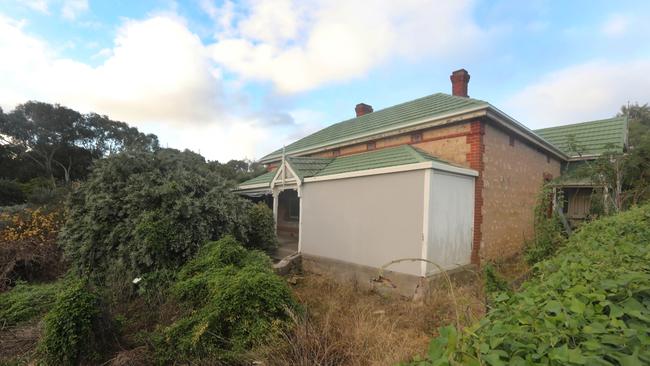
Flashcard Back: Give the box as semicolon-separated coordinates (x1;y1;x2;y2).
300;170;425;276
426;171;474;274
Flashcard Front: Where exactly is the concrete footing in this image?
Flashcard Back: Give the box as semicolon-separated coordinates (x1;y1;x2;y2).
300;254;478;299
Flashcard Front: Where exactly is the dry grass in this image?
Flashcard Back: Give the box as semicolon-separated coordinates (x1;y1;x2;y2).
256;271;485;366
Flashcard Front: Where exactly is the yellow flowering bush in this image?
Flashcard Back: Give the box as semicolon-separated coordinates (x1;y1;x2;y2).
0;207;65;290
0;208;62;242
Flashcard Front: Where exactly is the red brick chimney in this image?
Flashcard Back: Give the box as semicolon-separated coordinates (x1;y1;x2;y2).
450;69;470;97
355;103;373;117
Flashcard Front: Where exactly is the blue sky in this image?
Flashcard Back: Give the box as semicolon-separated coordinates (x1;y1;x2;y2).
1;0;649;161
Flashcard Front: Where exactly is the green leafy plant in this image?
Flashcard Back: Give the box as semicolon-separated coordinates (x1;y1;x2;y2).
38;280;105;366
483;264;510;298
524;185;566;264
405;204;650;365
154;236;298;363
246;202;279;251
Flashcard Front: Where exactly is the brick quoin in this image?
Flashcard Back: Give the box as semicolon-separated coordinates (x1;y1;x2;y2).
466;120;484;266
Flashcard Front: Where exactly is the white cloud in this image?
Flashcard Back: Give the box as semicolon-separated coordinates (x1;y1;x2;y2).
207;0;486;93
61;0;88;20
504;60;650;128
0;15;221;124
17;0;49;13
602;14;630;37
0;13;285;161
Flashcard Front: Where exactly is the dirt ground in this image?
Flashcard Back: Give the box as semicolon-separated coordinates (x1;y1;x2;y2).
0;322;41;364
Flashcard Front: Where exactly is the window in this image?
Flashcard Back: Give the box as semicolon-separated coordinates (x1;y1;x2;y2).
547;155;551;163
509;135;515;147
366;141;376;150
411;132;422;143
332;149;341;157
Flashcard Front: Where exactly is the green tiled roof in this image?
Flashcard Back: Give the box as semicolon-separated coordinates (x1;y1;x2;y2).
287;156;334;180
261;93;488;162
313;145;448;177
238;145;459;189
534;117;627;157
238;169;276;187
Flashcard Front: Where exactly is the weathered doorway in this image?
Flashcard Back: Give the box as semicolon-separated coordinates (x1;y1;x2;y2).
275;189;299;257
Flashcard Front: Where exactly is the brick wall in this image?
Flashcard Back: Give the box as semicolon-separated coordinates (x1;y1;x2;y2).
466;121;484;264
480;123;561;260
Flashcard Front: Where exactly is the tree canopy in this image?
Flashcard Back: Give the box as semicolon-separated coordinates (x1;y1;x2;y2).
0;101;158;185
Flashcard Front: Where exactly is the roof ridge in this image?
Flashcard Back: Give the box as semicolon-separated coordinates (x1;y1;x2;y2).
329;93;488;126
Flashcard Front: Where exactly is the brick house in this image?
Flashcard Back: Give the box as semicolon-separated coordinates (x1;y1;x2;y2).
237;69;627;287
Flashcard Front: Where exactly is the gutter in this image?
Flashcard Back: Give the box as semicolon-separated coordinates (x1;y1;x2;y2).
303;161;478;184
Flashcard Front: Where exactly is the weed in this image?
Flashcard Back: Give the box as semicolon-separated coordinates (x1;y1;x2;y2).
0;281;62;325
153;236;298;363
37;280;113;366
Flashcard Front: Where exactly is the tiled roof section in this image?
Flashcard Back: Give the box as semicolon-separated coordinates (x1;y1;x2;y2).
238;169;276;187
261;93;488;161
313;145;448;177
286;156;334;180
534;117;627;157
238;145;464;190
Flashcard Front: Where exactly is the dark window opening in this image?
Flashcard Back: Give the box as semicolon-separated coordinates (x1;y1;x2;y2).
288;197;299;221
509;135;515;146
367;141;376;150
411;132;422;143
332;149;341;157
547;155;551;163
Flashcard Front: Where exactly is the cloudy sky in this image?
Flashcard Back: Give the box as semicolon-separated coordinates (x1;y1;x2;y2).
1;0;649;161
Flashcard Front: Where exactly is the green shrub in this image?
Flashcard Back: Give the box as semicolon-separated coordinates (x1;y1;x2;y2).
0;179;26;206
155;236;297;363
483;264;510;297
0;281;63;325
19;177;66;205
405;204;650;365
38;280;105;366
524;185;566;264
246;203;278;251
60;149;254;281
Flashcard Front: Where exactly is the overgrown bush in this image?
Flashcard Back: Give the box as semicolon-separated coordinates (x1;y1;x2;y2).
524;185;566;264
0;207;65;290
0;281;63;324
0;179;26;206
60;149;255;281
246;202;278;251
38;280;112;366
154;236;298;363
18;177;67;205
405;204;650;365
